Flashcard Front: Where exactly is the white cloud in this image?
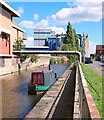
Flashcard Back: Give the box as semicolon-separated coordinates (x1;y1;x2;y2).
51;0;102;24
49;26;65;34
17;7;24;14
34;14;39;20
19;0;102;31
19;21;35;28
34;19;49;28
19;19;49;29
33;20;66;34
19;19;66;34
34;20;66;34
19;20;49;29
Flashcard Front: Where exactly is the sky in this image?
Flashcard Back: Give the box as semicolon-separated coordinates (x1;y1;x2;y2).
9;0;103;54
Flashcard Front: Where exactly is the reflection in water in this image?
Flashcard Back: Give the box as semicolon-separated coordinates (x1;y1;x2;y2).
2;64;69;119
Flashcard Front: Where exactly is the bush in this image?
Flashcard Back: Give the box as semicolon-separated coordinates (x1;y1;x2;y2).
29;54;39;63
61;58;64;63
19;54;28;62
57;59;61;64
50;58;56;64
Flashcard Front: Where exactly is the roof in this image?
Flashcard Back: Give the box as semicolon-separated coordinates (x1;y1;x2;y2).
34;29;51;32
12;22;24;32
0;0;21;17
96;45;104;50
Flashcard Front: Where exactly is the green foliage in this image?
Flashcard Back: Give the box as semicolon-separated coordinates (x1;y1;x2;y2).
57;54;61;56
90;53;96;60
61;58;64;63
73;28;79;50
29;54;39;63
61;44;70;51
64;22;74;47
19;54;28;62
57;47;61;51
62;22;79;62
13;38;25;51
13;39;39;63
13;38;27;62
81;63;103;118
57;59;61;64
50;58;65;64
50;58;56;64
54;60;57;64
81;35;86;61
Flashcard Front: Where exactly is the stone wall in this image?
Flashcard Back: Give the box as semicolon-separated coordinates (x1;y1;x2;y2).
0;58;18;76
0;56;50;76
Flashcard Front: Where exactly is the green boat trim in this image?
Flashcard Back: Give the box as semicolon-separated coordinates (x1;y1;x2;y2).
35;85;51;91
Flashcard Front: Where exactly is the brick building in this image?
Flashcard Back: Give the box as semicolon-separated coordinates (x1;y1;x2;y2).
0;0;24;55
96;45;104;60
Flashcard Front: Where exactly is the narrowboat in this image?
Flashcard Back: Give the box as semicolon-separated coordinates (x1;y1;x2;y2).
28;67;57;94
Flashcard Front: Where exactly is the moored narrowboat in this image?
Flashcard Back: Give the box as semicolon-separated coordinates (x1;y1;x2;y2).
28;67;57;94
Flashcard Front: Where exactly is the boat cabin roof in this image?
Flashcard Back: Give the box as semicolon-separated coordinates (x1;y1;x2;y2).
32;67;50;74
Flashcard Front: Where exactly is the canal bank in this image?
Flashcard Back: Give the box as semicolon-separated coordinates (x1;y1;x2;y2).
25;63;76;119
0;56;50;76
1;64;69;119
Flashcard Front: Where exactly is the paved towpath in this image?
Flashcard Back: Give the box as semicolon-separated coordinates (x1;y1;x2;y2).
87;61;104;77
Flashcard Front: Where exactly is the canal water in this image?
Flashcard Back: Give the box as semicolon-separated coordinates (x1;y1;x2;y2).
2;64;69;119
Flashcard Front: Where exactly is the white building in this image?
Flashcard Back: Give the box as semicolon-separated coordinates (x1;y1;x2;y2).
34;29;55;46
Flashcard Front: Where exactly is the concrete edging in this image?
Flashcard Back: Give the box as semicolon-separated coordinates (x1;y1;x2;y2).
73;64;79;119
74;63;100;119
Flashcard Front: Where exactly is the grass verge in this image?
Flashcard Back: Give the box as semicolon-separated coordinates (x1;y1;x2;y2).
81;63;103;118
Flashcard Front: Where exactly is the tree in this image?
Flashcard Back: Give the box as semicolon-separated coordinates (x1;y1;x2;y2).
73;28;79;50
13;39;39;63
61;44;70;51
64;22;74;48
62;22;79;63
13;38;25;51
13;38;28;62
29;54;39;63
50;58;56;64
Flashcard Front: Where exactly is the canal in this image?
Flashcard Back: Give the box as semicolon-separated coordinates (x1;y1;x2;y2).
2;64;69;119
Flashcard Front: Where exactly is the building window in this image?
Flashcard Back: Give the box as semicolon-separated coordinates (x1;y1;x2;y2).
1;32;10;46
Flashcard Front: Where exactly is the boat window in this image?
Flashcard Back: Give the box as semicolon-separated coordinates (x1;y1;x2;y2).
33;73;43;85
34;74;37;81
38;74;40;81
